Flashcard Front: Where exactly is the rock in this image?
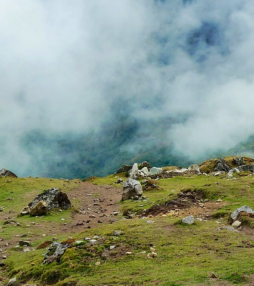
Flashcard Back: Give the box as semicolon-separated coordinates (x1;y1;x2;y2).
30;201;48;216
122;178;143;201
182;215;195;225
214;158;231;172
138;161;151;169
113;230;123;236
214;171;221;176
216;226;238;232
140;167;149;176
230;206;254;222
43;242;68;264
129;163;139;179
20;206;30;216
210;272;218;278
188;164;200;173
227;168;239;179
0;168;17;178
19;240;31;247
28;188;72;215
149;167;163;176
238;165;254;172
232;220;241;227
115;164;132;174
147;252;157;258
8;277;19;286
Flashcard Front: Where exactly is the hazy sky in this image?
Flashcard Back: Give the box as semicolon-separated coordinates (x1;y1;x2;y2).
1;0;254;177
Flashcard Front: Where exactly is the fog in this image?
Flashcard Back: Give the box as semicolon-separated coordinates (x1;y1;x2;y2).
1;0;254;178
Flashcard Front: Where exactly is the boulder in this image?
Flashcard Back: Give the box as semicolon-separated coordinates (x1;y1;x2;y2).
0;168;17;178
227;168;239;179
129;163;139;179
140;167;149;176
28;188;72;213
115;164;132;174
30;201;48;216
182;215;195;225
230;206;254;222
122;178;143;201
43;242;68;264
149;167;163;176
188;164;200;173
214;159;231;172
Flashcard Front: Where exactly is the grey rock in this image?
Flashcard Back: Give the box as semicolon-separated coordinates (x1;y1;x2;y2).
182;215;195;225
230;206;254;221
227;168;239;179
43;242;68;264
216;226;238;232
28;188;72;213
238;165;254;172
0;168;17;178
188;164;200;173
122;178;143;201
233;157;244;166
149;167;163;176
232;220;241;227
8;277;19;286
113;230;123;236
140;167;149;176
214;159;231;172
129;163;139;179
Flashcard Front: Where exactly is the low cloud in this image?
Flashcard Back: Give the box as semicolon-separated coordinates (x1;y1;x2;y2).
1;0;254;177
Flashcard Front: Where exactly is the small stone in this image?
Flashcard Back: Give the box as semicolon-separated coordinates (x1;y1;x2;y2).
182;215;195;225
8;277;19;286
210;272;218;278
126;252;132;255
232;220;242;227
113;230;123;236
146;220;155;224
110;245;115;250
95;261;100;266
147;252;157;258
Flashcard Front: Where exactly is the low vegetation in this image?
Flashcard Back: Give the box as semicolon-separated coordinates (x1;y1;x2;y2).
2;160;254;285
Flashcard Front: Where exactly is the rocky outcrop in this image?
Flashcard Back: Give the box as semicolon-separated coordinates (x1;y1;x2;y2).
122;178;143;200
214;159;231;172
0;168;17;177
29;188;71;211
43;242;68;264
21;188;72;216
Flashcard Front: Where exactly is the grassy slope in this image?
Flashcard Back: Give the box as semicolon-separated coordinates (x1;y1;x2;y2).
2;173;254;285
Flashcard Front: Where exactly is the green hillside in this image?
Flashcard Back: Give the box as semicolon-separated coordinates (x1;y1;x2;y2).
2;159;254;285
